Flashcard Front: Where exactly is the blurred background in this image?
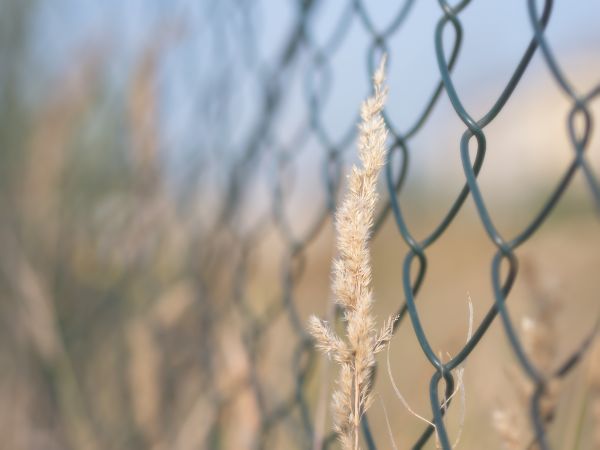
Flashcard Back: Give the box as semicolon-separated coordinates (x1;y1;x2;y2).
1;0;599;449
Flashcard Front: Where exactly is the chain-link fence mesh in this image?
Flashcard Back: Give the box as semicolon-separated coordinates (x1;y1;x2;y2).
1;0;600;449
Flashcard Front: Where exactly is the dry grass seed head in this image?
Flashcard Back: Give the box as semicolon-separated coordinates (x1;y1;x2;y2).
308;55;392;450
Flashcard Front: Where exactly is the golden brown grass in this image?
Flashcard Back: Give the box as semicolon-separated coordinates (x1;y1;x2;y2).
492;264;561;450
587;340;600;448
308;56;396;450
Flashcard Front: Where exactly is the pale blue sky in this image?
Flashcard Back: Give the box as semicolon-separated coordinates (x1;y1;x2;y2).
27;0;600;197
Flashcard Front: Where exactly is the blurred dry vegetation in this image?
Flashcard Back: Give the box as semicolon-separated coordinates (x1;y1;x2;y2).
0;2;232;448
1;1;600;450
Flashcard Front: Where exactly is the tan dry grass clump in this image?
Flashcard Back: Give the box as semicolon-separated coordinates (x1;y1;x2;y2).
587;340;600;448
308;56;396;450
492;265;561;450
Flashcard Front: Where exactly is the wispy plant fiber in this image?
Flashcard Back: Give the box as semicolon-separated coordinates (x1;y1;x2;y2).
308;56;395;450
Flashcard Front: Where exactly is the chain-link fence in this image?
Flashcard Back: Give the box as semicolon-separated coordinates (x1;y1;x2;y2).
199;0;600;448
1;0;600;449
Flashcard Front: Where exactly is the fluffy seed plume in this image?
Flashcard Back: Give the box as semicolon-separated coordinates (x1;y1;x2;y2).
308;55;396;450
